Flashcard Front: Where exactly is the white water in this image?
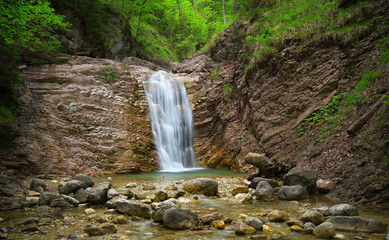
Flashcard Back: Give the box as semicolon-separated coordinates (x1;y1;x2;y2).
143;71;196;172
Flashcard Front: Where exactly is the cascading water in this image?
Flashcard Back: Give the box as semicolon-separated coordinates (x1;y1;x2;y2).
143;71;196;171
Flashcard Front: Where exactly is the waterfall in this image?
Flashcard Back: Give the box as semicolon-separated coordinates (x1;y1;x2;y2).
143;71;196;171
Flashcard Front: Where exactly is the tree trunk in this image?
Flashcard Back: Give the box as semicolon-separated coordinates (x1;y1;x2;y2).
233;0;238;14
222;0;227;24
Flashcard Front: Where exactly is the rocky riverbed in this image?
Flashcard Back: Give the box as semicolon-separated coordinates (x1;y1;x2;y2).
0;169;388;240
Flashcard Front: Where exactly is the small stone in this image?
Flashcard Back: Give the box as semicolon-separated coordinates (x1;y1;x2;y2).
154;191;168;202
0;233;7;239
126;183;137;188
74;189;89;203
88;214;107;223
84;224;105;236
142;184;156;190
28;190;41;197
30;179;47;193
99;223;117;233
118;189;134;198
334;233;347;240
113;215;128;224
230;193;252;203
316;207;330;216
0;217;4;222
313;222;335;239
244;217;263;231
21;224;40;233
107;189;120;199
302;222;316;233
200;212;224;225
210;220;225;229
64;216;74;224
47;208;64;219
300;210;325;225
263;225;272;232
84;208;96;215
50;198;72;208
286;220;303;227
18;217;39;225
235;223;256;235
268;210;289;222
329;204;359;216
290;225;303;232
231;185;249;195
316;179;335;193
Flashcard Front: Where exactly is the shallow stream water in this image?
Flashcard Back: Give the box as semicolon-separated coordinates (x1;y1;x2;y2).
1;169;388;239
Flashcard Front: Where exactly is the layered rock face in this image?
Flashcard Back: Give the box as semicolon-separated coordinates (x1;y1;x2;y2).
1;56;161;176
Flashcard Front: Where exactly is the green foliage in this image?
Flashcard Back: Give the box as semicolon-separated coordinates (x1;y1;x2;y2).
379;50;389;64
106;70;117;85
210;67;221;80
344;71;382;105
222;84;234;102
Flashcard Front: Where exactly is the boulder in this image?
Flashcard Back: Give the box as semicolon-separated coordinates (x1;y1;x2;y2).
244;217;263;231
231;185;249;195
72;174;94;189
316;179;335;193
162;208;198;229
249;177;280;189
303;222;316;233
235;222;256;235
116;199;152;218
50;198;72;208
154;191;168;202
38;193;62;205
60;194;79;206
254;181;276;201
99;223;117;234
126;183;137;188
30;179;47;193
230;193;252;203
313;222;335;239
84;224;105;236
87;180;112;204
211;220;225;229
58;180;84;195
152;199;178;222
326;216;387;233
118;189;134;199
286;220;304;227
278;185;308;200
107;189;119;200
300;210;325;225
328;204;358;216
105;195;127;209
283;167;317;193
268;210;289;222
113;215;128;224
183;178;218;196
74;188;89;203
244;153;274;177
200;212;224;225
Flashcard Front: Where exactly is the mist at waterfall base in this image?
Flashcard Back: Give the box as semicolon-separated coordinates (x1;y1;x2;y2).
143;71;200;172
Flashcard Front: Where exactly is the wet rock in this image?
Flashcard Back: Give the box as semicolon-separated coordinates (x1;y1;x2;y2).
249;177;280;189
38;193;62;205
316;207;331;216
303;222;316;233
268;210;289;222
60;194;79;206
47;208;64;219
200;212;224;225
74;188;90;203
30;179;47;193
18;217;39;225
21;224;40;233
334;233;347;240
300;210;325;225
230;193;252;203
316;179;335;193
107;189;119;200
84;208;96;215
154;191;168;202
244;153;273;171
50;197;72;208
88;214;107;223
286;220;303;227
254;181;276;201
0;233;7;239
283;167;317;193
105;195;127;209
231;185;249;195
278;185;308;200
183;178;218;196
211;220;225;229
326;216;387;233
116;199;152;218
72;174;94;189
118;189;134;199
313;222;335;239
64;216;74;224
290;225;303;232
99;223;117;233
84;224;105;236
113;215;128;224
263;224;272;232
143;184;156;190
163;208;198;229
235;222;257;235
328;204;359;216
152;199;178;222
58;180;84;195
87;180;112;204
126;183;137;188
244;217;263;231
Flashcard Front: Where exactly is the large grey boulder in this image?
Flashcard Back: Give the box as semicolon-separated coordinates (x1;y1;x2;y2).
87;180;112;204
328;204;358;216
326;216;387;233
283;167;317;193
278;185;308;200
30;179;47;193
162;208;198;229
74;188;89;203
38;193;62;205
254;181;276;201
249;177;279;189
183;178;218;196
313;222;335;239
152;199;178;222
72;174;94;189
300;210;326;225
116;199;152;218
58;180;84;195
